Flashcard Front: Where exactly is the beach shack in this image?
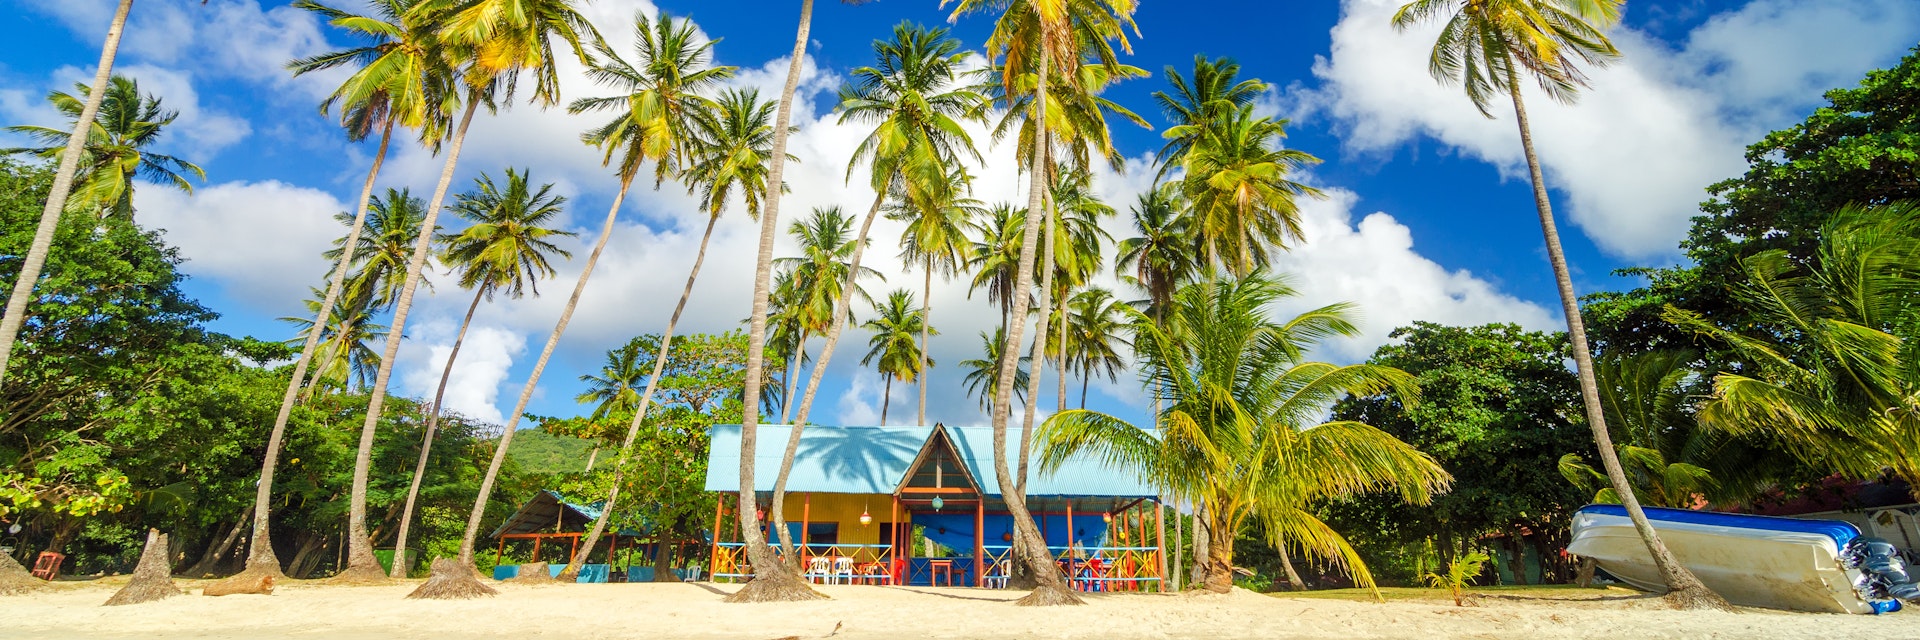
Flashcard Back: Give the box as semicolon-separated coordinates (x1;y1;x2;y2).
705;424;1167;591
487;490;658;583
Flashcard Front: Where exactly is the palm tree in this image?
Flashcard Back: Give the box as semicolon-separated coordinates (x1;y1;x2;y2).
1116;184;1197;323
326;188;436;315
1042;170;1113;413
766;205;884;554
1151;55;1265;181
1391;0;1726;609
772;27;989;545
1174;104;1319;277
211;0;449;586
861;289;933;424
389;167;573;577
944;0;1140;604
578;341;648;423
724;0;843;604
967;203;1030;333
961;327;1030;411
893;167;983;426
279;287;387;394
1674;203;1920;500
3;75;204;219
559;12;743;581
367;0;598;588
1063;287;1127;408
0;0;133;387
1037;274;1451;594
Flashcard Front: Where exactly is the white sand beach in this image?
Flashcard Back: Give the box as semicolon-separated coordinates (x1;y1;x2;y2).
5;578;1914;639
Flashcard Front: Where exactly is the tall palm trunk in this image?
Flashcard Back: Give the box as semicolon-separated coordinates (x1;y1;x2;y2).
232;116;397;582
455;173;635;568
880;374;892;424
339;96;482;581
1277;542;1306;591
561;211;721;580
1508;85;1726;609
388;285;486;578
1190;505;1209;587
990;53;1080;605
918;260;931;425
0;0;133;385
1016;196;1055;498
1056;282;1068;413
1202;511;1236;593
771;189;884;559
782;330;806;423
725;0;821;604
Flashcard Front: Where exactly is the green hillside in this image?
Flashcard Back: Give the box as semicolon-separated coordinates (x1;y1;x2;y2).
506;428;594;475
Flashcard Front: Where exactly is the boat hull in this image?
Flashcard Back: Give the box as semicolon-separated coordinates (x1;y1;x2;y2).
1568;505;1874;613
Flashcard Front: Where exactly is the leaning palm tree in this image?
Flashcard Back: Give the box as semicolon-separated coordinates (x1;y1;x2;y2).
892;167;983;425
1392;0;1726;609
364;0;599;588
218;0;447;586
861;289;933;424
3;75;205;219
1675;203;1920;500
0;0;133;387
558;12;744;581
1037;273;1451;594
726;0;892;605
389;167;573;578
770;26;988;545
766;205;885;556
944;0;1140;604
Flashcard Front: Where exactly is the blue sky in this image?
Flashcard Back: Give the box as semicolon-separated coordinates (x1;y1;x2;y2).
3;0;1917;432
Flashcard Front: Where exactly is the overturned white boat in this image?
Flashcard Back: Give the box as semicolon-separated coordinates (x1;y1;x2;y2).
1569;504;1913;614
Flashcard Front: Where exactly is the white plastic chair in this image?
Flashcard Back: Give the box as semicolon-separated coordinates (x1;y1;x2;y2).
832;556;855;585
807;556;832;584
984;559;1010;589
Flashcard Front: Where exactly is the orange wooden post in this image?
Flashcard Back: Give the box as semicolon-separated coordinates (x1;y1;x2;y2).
800;492;811;567
531;536;542;564
569;535;580;570
890;493;902;585
711;494;726;580
495;536;506;568
973;496;985;587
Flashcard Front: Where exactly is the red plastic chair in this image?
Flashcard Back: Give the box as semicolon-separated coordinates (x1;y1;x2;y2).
31;551;64;580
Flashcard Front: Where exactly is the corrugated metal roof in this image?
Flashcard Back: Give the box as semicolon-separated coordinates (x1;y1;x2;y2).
705;424;1156;498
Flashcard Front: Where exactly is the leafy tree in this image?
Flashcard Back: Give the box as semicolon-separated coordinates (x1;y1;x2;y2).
892;167;982;425
1326;322;1586;586
1062;287;1128;409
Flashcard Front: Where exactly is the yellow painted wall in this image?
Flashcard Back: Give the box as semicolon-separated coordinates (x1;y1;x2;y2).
778;492;896;545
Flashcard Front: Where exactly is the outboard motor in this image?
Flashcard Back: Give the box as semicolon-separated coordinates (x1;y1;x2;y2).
1843;537;1920;609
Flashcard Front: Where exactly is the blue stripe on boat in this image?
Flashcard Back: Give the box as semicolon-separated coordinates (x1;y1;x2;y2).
1577;504;1861;548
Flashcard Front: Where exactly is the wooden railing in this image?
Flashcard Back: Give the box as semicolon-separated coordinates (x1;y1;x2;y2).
982;544;1165;592
711;542;896;584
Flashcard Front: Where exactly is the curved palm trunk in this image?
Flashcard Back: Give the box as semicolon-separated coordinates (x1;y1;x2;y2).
389;285;486;578
231;116;397;582
339;96;482;582
1016;198;1055;498
880;374;892;424
991;54;1080;606
1202;511;1236;593
0;0;133;385
771;189;884;560
1277;543;1306;591
725;0;821;604
918;261;931;425
560;212;721;580
452;174;635;573
1508;85;1726;610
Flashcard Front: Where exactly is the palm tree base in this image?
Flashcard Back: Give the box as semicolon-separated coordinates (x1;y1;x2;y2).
1661;582;1734;611
327;561;396;585
722;571;827;603
0;552;48;595
406;558;498;600
1014;583;1085;606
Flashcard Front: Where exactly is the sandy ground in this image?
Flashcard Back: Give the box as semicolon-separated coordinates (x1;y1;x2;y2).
6;578;1917;639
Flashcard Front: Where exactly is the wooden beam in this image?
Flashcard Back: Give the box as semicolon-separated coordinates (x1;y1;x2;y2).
974;497;986;587
899;486;974;494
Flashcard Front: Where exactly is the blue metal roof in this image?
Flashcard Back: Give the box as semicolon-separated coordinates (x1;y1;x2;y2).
705;424;1156;498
